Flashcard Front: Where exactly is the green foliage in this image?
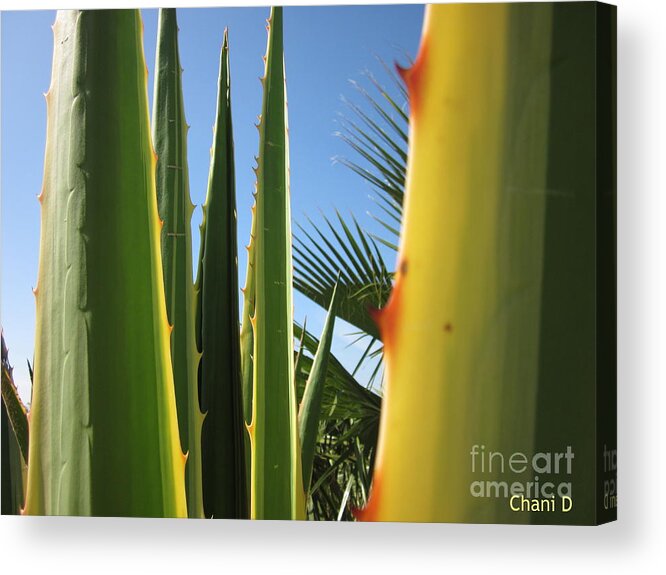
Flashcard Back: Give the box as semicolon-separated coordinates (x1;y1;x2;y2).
337;65;408;249
294;212;393;342
293;65;408;343
12;6;399;522
294;322;380;520
240;207;256;426
24;10;186;517
239;194;257;503
195;28;248;519
248;6;305;520
298;281;339;492
291;62;410;517
1;334;28;515
1;334;28;465
152;7;205;519
357;3;558;522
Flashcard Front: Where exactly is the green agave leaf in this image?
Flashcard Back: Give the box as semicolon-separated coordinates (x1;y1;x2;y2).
239;196;257;501
24;10;186;517
249;6;305;520
240;208;256;425
1;401;24;515
1;334;28;515
358;3;557;523
195;28;248;519
152;7;205;519
298;280;339;492
1;335;28;464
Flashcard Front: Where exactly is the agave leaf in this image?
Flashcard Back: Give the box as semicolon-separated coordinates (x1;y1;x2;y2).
357;3;556;523
240;203;256;426
1;369;29;482
298;280;339;492
1;401;24;515
1;334;28;515
249;6;305;520
1;335;28;464
195;29;248;519
24;10;186;517
152;7;205;519
239;193;257;501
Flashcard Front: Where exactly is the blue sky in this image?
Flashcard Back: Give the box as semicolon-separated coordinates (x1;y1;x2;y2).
1;5;423;401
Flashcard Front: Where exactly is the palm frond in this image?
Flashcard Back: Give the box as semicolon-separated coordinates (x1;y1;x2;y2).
293;211;393;341
335;64;409;244
294;321;381;520
294;63;407;346
291;61;410;519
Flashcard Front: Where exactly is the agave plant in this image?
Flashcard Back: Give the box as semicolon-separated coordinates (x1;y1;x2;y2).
153;7;205;519
1;333;29;515
24;9;187;517
7;5;407;522
150;6;341;521
242;6;308;520
194;26;248;520
356;2;602;524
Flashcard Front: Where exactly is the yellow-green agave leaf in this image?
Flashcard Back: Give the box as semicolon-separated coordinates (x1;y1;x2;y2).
25;10;186;517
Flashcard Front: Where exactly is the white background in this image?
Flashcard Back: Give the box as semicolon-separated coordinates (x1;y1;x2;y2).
0;0;663;573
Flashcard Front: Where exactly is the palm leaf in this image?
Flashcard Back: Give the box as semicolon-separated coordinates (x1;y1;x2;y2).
294;64;408;346
293;212;392;341
335;65;409;244
292;57;411;520
293;321;380;520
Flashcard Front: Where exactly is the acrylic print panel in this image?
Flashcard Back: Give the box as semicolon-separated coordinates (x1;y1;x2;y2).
1;2;616;524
